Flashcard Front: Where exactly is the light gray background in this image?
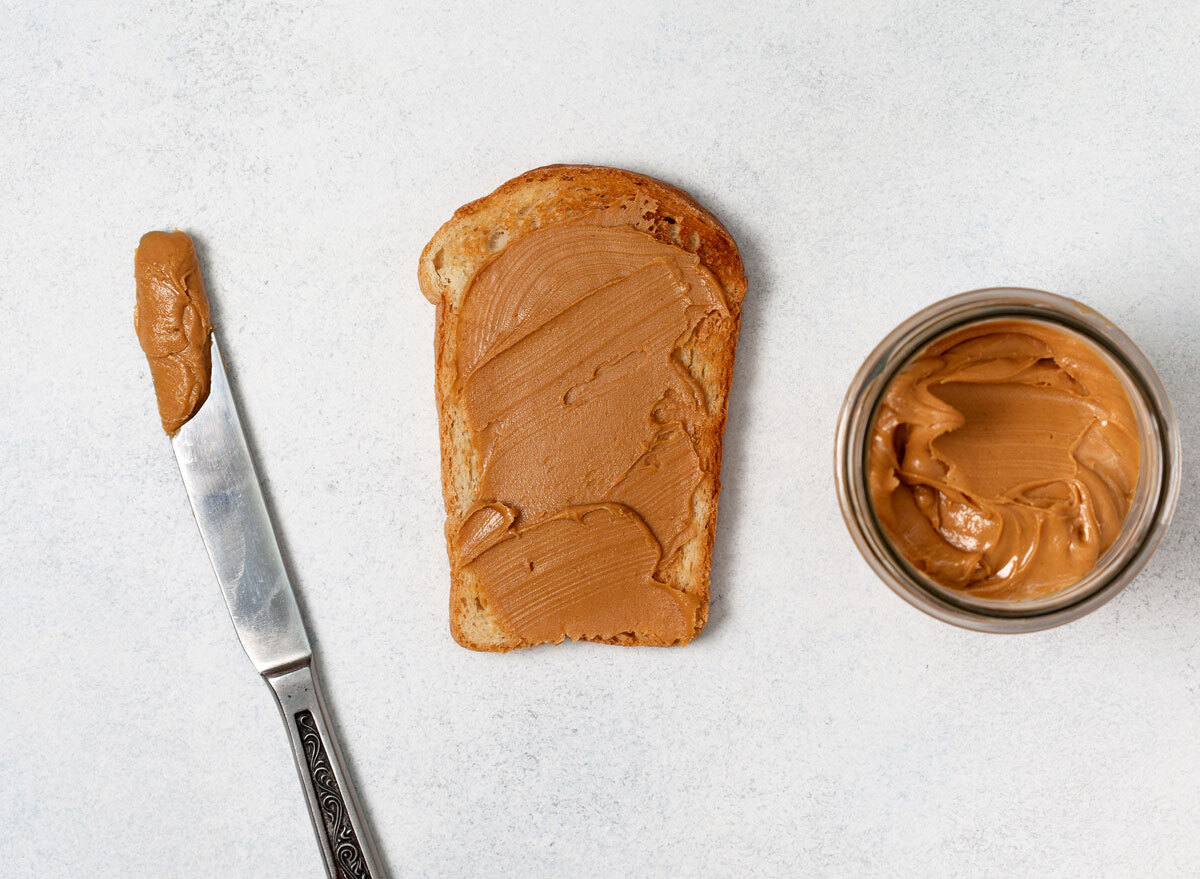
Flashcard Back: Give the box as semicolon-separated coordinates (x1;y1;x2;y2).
2;1;1198;876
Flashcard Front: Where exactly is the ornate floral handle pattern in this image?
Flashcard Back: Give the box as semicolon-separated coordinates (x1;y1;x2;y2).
267;663;385;879
295;709;373;879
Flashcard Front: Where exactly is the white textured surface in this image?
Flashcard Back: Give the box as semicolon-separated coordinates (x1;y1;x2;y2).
2;1;1198;876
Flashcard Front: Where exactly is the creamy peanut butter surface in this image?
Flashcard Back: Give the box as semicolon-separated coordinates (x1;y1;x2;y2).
453;215;728;643
134;230;213;434
868;319;1140;600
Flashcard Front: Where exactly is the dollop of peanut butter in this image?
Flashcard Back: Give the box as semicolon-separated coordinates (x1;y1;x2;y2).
868;320;1140;600
134;230;213;434
454;215;727;643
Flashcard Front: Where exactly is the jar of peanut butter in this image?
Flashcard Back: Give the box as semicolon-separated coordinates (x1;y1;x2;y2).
835;288;1180;632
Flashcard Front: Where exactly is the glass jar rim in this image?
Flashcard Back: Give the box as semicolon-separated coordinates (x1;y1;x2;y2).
834;287;1182;632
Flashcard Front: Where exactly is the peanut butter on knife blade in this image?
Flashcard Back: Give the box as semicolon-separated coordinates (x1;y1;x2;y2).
134;230;213;434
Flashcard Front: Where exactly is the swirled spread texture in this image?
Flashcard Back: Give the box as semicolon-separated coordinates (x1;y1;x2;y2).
134;230;213;434
868;320;1140;600
452;217;729;643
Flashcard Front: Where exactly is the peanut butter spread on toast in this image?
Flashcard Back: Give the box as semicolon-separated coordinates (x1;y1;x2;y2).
452;211;728;642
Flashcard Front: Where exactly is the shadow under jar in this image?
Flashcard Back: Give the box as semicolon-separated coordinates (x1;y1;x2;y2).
835;288;1181;632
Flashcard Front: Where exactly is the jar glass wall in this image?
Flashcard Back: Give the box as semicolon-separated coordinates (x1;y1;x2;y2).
835;288;1181;632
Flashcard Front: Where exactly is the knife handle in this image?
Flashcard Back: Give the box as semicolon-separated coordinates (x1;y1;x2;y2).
266;662;387;879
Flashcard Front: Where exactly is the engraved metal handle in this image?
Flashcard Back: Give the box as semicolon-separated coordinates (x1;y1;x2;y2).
266;663;387;879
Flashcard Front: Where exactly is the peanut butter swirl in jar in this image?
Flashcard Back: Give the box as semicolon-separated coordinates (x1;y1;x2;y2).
836;289;1181;632
868;319;1140;601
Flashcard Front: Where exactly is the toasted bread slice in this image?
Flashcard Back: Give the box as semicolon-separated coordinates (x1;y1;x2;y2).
419;165;747;651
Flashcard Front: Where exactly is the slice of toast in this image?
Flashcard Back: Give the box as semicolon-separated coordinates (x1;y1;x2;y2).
418;165;747;651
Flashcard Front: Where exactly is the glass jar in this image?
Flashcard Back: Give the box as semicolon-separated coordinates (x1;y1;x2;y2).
835;288;1181;632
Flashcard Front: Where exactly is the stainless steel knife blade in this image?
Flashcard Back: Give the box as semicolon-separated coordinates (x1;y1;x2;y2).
171;337;311;674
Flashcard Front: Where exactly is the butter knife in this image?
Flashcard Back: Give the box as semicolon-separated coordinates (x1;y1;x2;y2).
171;336;386;879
